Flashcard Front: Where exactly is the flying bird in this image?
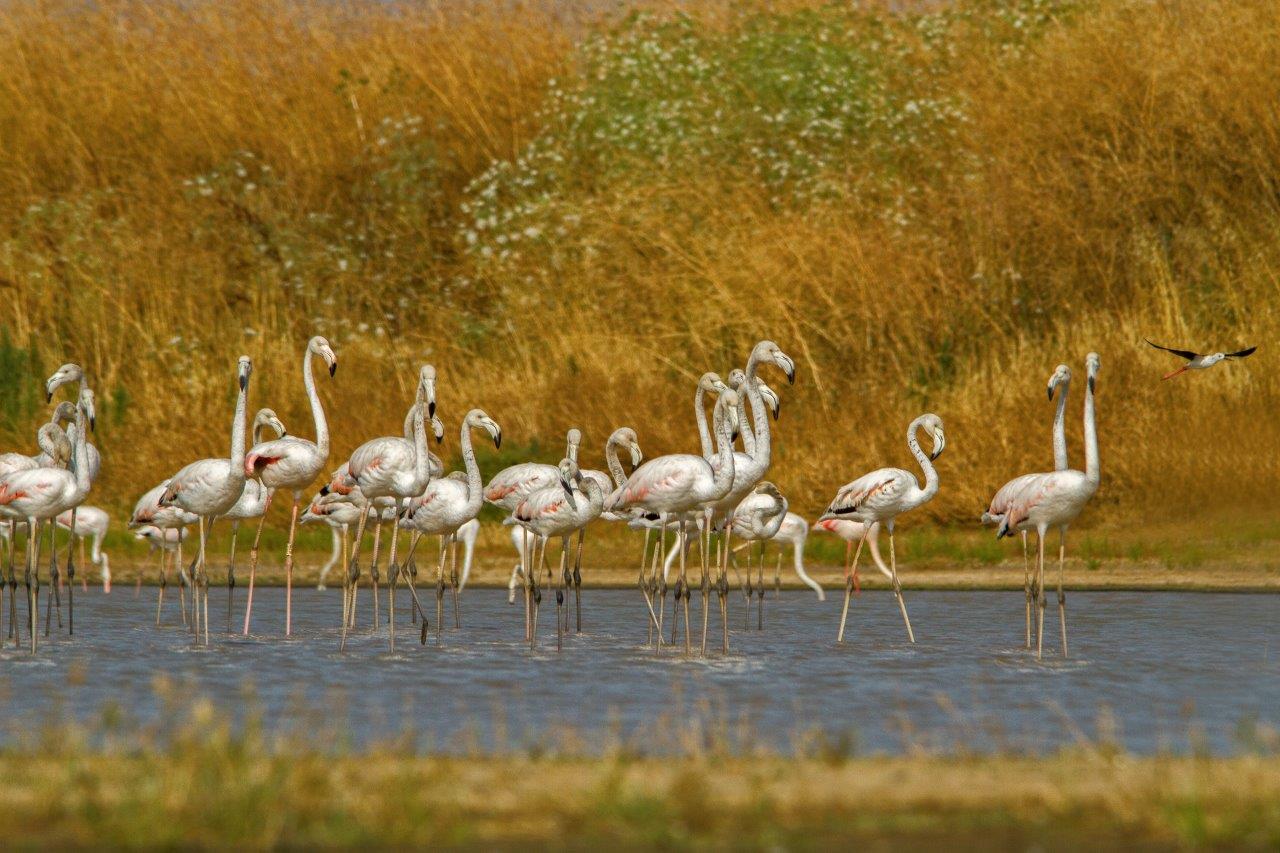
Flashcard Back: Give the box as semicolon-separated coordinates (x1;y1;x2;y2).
1145;339;1257;380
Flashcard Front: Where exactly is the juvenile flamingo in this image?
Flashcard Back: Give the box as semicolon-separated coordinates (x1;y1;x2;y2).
54;506;110;592
727;481;788;629
160;356;253;645
44;365;96;630
0;423;71;633
821;413;947;645
997;353;1101;659
130;480;197;624
242;335;337;636
221;408;285;630
983;364;1071;646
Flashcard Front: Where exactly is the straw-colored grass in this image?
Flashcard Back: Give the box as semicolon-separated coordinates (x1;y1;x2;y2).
2;0;1278;540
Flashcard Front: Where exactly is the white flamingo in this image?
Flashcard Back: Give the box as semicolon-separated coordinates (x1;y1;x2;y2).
996;353;1100;659
820;413;947;645
54;506;110;593
221;408;285;630
983;364;1071;647
727;481;789;629
130;480;197;623
44;364;97;627
159;356;253;645
0;422;71;634
511;457;602;650
0;399;92;651
607;388;739;654
400;409;502;643
134;526;189;604
242;335;337;636
343;364;437;650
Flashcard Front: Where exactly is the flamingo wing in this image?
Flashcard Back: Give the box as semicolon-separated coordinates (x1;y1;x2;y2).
825;468;907;518
610;454;702;511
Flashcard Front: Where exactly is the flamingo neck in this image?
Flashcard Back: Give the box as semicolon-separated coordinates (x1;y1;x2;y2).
743;358;772;467
303;345;329;458
735;381;757;455
459;416;483;516
907;418;939;505
694;384;713;459
228;372;249;483
410;401;430;489
604;435;627;488
69;407;91;501
1053;376;1070;472
710;403;736;496
1084;374;1099;486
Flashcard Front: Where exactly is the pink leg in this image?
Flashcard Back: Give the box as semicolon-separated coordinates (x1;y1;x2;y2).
242;491;273;636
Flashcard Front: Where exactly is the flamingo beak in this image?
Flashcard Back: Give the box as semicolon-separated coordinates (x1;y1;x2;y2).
1047;385;1054;401
493;430;502;450
1089;375;1095;393
89;415;96;433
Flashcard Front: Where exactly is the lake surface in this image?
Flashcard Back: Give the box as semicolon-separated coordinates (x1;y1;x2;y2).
0;585;1275;756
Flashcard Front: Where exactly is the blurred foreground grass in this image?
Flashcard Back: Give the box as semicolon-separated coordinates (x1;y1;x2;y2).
1;743;1276;847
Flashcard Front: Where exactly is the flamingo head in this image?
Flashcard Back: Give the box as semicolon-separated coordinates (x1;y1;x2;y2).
920;413;946;461
45;363;84;403
758;380;781;420
253;408;287;441
1086;352;1101;393
309;336;338;376
565;428;582;464
466;409;502;451
557;457;579;512
1047;364;1071;401
418;364;437;418
50;401;77;427
749;340;796;385
237;355;252;391
698;372;730;396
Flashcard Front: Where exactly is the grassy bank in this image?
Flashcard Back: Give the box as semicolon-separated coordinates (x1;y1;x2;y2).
1;746;1277;847
2;0;1279;534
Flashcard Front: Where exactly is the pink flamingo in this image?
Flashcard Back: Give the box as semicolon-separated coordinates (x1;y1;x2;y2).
820;413;947;645
983;364;1071;647
996;353;1100;659
343;364;437;650
607;388;739;654
1;422;71;635
241;335;337;636
0;399;92;651
399;408;502;643
130;480;197;624
160;356;253;646
220;408;285;631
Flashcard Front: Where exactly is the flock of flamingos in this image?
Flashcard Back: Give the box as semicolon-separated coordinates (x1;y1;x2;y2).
0;337;1101;661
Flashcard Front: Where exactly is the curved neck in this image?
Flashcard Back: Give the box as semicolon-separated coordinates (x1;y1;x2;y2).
743;358;772;466
229;375;249;477
1083;375;1099;485
1052;377;1070;471
758;497;787;538
694;385;713;459
604;436;627;489
579;476;604;516
907;419;939;503
70;409;91;498
459;419;483;514
737;386;756;455
303;347;329;457
710;405;735;494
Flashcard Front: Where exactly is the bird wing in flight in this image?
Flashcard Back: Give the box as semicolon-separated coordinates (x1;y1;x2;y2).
1225;345;1258;359
1144;339;1199;360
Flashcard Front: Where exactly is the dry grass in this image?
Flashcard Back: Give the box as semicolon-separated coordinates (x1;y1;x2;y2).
2;0;1279;541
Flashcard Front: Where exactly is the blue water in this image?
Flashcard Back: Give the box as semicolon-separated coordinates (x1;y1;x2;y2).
0;585;1275;755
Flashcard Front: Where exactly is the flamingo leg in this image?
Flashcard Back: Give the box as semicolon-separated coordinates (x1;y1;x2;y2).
282;493;300;637
720;519;734;653
340;523;352;651
888;526;915;643
368;519;384;634
656;517;669;643
226;521;240;634
27;519;39;653
700;509;712;655
530;535;545;651
679;517;692;656
837;527;869;644
195;516;209;647
5;522;16;644
555;535;568;651
177;537;189;629
1058;527;1069;658
637;526;658;644
407;531;421;626
242;490;273;636
757;542;765;631
386;502;402;652
347;504;372;631
156;545;167;628
572;527;584;633
774;546;782;597
45;521;59;636
743;538;753;629
450;532;461;629
522;525;532;643
1021;531;1031;649
1035;529;1047;660
64;506;78;634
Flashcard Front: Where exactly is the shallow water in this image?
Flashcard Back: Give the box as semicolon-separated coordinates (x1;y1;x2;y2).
0;585;1276;755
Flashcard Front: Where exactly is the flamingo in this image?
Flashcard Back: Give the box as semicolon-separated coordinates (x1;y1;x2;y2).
130;480;197;624
399;408;502;643
607;388;739;654
510;457;602;649
301;490;365;647
241;335;337;636
221;408;285;631
0;398;92;651
485;428;582;641
159;356;253;645
810;518;887;599
727;481;788;629
54;506;110;593
820;412;947;645
44;365;96;631
343;364;437;650
133;525;189;607
996;353;1101;659
983;364;1071;647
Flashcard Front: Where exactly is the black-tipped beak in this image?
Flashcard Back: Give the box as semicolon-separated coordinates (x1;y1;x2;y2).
329;363;337;377
786;368;795;386
435;432;443;445
319;485;330;496
1088;376;1095;393
1047;386;1054;401
239;375;248;392
493;432;502;450
45;391;52;403
90;416;96;433
771;404;780;421
281;430;288;437
930;449;942;461
428;400;436;418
